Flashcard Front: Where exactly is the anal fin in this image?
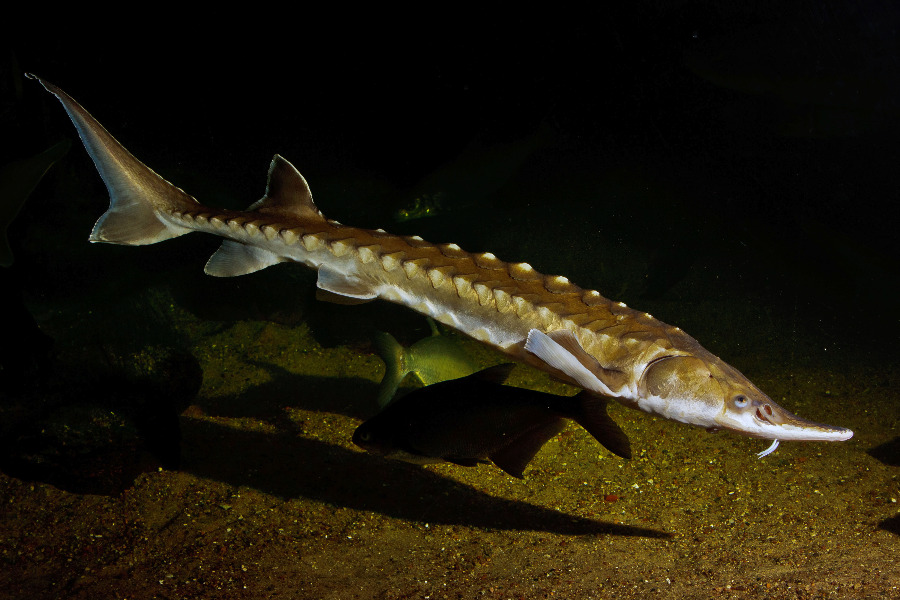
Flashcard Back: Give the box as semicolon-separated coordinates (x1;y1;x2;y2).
316;265;378;302
489;419;566;479
204;240;286;277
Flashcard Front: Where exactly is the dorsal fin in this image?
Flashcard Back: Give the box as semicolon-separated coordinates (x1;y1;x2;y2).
471;363;516;385
246;155;326;221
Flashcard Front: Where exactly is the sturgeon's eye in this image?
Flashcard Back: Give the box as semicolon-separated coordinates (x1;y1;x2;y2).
733;395;749;408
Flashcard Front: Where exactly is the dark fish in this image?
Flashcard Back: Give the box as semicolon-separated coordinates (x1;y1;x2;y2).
0;139;71;267
352;364;631;478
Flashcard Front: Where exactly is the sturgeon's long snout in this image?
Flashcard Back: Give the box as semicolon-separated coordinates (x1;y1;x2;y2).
727;394;854;442
638;354;853;454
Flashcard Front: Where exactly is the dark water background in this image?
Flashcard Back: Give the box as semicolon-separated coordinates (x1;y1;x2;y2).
5;3;898;356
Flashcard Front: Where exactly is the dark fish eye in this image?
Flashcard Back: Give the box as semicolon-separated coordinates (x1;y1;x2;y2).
733;395;749;408
360;432;372;442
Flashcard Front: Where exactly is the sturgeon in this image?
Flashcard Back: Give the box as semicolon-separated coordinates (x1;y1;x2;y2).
28;74;853;458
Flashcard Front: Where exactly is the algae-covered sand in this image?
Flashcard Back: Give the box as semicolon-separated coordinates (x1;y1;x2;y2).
1;275;898;599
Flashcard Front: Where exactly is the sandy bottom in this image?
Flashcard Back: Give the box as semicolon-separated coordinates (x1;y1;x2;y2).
1;284;898;600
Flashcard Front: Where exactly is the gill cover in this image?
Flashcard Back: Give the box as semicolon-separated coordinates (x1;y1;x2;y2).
639;355;724;429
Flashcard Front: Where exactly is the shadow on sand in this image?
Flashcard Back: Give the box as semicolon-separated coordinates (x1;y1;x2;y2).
180;417;668;539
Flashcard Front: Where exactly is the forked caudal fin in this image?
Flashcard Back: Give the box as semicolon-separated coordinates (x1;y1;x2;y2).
26;74;200;245
26;74;333;280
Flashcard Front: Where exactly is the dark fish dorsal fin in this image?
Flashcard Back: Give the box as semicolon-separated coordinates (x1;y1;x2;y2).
0;139;71;267
246;155;325;222
471;363;516;385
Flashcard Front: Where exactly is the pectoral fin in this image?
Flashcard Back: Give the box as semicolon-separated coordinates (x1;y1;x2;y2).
524;329;626;397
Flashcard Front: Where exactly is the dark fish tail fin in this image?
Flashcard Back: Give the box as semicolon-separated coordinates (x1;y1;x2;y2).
373;331;407;408
27;74;197;246
0;139;71;267
573;391;632;459
489;419;566;479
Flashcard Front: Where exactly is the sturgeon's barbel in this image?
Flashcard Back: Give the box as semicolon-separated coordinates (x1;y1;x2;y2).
28;74;853;458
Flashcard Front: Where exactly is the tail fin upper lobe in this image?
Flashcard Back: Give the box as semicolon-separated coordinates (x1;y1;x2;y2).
27;74;197;245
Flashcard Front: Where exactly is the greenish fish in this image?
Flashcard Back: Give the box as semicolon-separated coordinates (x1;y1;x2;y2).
373;318;480;408
394;191;446;222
